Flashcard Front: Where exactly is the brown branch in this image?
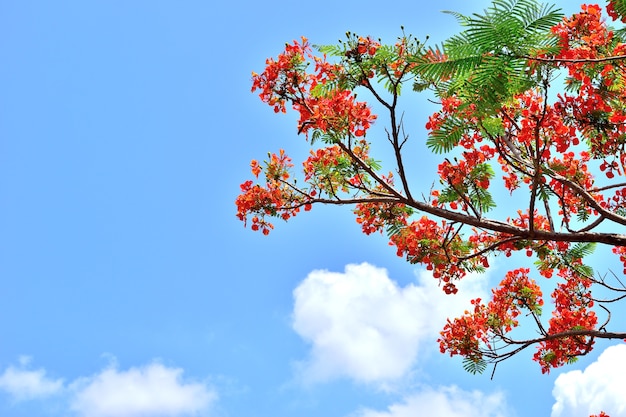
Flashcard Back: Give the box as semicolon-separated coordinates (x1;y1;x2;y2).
591;182;626;192
502;329;626;346
457;236;522;262
521;54;626;64
546;168;626;227
480;329;625;365
297;193;626;245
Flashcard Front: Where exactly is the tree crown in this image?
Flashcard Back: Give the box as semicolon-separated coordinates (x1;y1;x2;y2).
237;1;626;409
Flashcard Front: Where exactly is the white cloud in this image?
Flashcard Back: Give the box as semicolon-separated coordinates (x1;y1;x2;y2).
0;356;64;401
353;385;509;417
70;361;217;417
552;344;626;417
292;262;488;384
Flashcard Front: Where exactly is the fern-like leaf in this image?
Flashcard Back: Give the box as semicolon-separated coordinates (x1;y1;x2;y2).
427;115;467;153
414;0;563;115
462;356;488;375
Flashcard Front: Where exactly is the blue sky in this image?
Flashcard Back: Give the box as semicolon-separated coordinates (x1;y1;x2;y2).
1;1;626;416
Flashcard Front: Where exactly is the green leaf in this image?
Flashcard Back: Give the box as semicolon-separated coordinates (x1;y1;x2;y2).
315;44;345;57
367;159;382;171
576;207;590;222
414;0;563;115
568;242;597;259
386;223;404;238
542;351;556;363
470;185;496;213
427;115;467;153
462;356;487;375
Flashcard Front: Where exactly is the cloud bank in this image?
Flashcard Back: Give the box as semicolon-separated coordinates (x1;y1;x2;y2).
552;344;626;417
353;385;509;417
292;262;488;384
70;362;217;417
0;358;217;417
0;356;63;401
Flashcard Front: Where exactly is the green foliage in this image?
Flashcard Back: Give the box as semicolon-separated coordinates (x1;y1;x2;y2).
386;222;404;238
462;356;487;374
566;243;596;278
535;242;596;278
480;117;506;137
542;351;556;364
415;0;563;114
316;44;344;57
310;129;341;145
576;206;591;222
317;31;427;98
426;115;467;153
536;184;556;202
568;242;597;259
438;162;496;213
520;286;543;315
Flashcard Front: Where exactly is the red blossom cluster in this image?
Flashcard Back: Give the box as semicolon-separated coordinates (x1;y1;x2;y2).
251;37;377;137
534;267;597;373
439;268;543;358
607;0;626;22
416;2;626;378
352;36;380;57
238;37;383;232
390;216;491;294
302;142;373;194
550;3;626;180
235;149;310;235
552;4;614;62
354;199;410;235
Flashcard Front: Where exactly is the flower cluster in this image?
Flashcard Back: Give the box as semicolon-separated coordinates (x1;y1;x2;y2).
236;149;310;235
301;142;373;195
607;0;626;22
534;267;597;373
439;268;544;359
251;37;377;139
390;217;490;294
239;37;384;234
551;4;614;63
354;199;411;235
294;90;376;137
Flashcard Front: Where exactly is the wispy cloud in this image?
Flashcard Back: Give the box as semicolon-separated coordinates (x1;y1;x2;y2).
351;385;509;417
70;361;217;417
291;262;489;384
0;357;217;417
0;356;64;401
552;344;626;417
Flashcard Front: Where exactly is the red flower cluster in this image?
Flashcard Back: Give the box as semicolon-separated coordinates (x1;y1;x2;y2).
439;268;543;359
389;216;490;294
534;267;597;373
294;90;376;137
302;142;372;195
251;37;376;138
236;149;310;235
354;199;410;235
607;0;626;22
